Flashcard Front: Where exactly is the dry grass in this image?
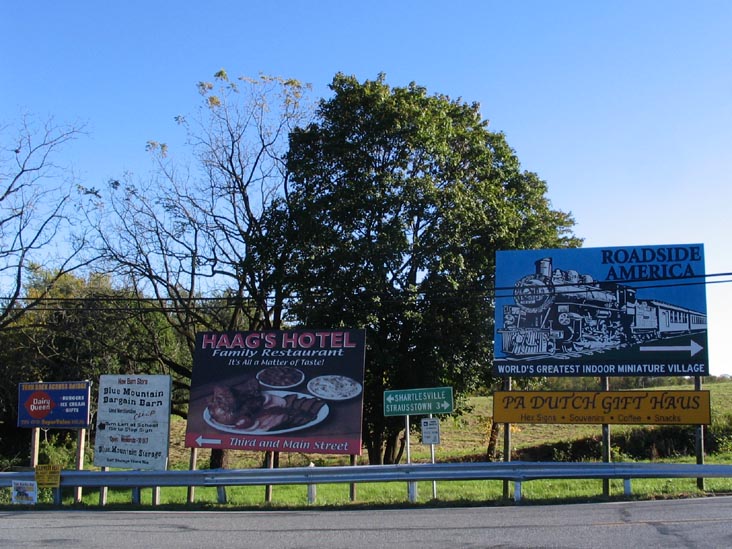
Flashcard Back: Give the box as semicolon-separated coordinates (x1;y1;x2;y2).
168;380;732;468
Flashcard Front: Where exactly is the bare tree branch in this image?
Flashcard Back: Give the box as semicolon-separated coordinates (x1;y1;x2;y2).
87;72;312;377
0;114;96;328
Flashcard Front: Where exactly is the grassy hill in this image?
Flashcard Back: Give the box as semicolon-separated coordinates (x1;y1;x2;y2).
170;379;732;469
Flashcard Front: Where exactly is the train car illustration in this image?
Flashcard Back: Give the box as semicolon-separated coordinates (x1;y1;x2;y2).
498;257;706;357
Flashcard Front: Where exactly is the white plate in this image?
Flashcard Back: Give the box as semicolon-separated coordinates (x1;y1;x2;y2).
307;375;362;401
203;390;329;435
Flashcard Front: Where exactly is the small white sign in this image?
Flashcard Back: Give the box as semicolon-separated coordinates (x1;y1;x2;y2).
421;417;440;445
94;375;171;470
12;480;37;504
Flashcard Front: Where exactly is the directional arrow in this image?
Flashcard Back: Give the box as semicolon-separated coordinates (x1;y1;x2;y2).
639;340;703;357
196;435;222;446
383;387;454;416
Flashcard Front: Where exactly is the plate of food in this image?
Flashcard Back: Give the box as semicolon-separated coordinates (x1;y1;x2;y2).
256;366;305;389
307;375;362;401
204;384;328;435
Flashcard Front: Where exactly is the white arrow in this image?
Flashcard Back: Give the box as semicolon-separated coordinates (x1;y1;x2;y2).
639;340;703;357
439;401;450;410
386;395;395;403
196;435;222;446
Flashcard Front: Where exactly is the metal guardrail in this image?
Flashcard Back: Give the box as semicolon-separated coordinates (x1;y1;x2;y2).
3;461;732;503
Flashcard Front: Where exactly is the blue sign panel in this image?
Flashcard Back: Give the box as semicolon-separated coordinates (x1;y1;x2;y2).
17;381;91;428
493;244;708;377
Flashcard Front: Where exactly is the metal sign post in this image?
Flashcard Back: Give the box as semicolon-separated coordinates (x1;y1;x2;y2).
421;416;440;498
405;414;417;502
384;387;454;503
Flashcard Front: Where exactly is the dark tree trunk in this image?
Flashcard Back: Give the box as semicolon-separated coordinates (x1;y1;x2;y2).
486;420;502;461
394;433;406;464
209;448;230;469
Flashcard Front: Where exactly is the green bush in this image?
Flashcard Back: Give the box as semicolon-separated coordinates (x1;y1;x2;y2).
38;432;91;467
520;419;732;462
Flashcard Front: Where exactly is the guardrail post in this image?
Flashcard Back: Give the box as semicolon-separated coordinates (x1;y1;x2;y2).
513;481;522;503
623;478;632;496
307;462;316;504
408;481;418;503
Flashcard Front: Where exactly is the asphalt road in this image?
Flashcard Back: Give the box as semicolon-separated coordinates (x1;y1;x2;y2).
2;497;732;548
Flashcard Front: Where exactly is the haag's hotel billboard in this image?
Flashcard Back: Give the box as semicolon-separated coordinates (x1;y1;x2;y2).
493;244;708;377
185;330;366;455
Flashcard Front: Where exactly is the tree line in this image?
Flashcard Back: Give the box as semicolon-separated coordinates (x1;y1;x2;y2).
0;71;579;466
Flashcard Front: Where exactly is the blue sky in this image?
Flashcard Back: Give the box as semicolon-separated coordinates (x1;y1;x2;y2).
3;1;731;374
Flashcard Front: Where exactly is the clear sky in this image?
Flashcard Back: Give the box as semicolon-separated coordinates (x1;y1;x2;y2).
3;1;731;374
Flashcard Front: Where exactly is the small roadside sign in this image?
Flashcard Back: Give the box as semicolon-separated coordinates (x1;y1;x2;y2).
95;375;171;470
17;381;91;429
12;481;37;504
35;464;61;489
421;418;440;445
383;387;453;416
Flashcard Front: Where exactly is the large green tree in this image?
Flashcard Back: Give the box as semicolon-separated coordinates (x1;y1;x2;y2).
286;74;580;464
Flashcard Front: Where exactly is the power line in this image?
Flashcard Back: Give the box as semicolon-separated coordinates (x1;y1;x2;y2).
2;271;731;312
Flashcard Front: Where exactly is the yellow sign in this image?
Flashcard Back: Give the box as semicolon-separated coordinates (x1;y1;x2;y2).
493;390;710;425
35;464;62;488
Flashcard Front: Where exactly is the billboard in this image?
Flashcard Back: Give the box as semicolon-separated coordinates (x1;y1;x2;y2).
17;381;91;428
185;329;366;455
94;374;171;470
493;244;708;377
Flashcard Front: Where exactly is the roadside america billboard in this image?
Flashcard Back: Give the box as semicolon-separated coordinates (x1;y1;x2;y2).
493;243;708;377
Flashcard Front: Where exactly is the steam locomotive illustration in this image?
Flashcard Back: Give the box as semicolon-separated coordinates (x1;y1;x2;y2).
498;257;707;357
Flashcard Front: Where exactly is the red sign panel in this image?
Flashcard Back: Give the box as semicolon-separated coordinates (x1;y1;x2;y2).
24;391;55;419
185;329;366;455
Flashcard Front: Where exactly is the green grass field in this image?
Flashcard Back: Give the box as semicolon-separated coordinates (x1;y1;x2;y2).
4;380;732;508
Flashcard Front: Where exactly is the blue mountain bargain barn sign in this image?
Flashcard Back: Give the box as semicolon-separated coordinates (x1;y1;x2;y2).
493;244;708;377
